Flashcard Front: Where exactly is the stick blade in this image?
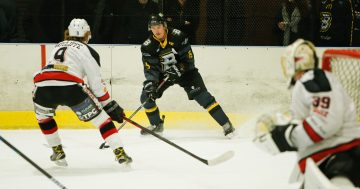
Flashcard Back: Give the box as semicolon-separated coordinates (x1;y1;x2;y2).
207;150;235;166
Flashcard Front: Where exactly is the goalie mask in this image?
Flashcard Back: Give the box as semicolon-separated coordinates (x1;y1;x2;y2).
281;39;318;87
68;18;91;39
148;13;167;31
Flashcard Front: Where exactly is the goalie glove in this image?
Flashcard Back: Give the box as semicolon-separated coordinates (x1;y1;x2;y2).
103;100;125;123
253;113;297;155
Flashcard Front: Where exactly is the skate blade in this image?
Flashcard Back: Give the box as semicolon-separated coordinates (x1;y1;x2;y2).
118;161;133;171
54;159;68;167
225;131;236;139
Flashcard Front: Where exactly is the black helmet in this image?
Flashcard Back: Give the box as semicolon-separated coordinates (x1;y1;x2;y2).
148;13;167;31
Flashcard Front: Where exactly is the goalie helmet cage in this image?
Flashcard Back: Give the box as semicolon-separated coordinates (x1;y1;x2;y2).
321;49;360;119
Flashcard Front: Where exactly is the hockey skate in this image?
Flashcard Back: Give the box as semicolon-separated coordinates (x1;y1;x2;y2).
50;145;68;167
140;117;164;135
114;147;132;164
222;121;235;139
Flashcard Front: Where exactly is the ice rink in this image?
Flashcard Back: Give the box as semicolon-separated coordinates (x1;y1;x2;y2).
0;125;302;189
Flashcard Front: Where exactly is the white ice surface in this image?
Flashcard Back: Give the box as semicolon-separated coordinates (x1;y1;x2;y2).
0;128;302;189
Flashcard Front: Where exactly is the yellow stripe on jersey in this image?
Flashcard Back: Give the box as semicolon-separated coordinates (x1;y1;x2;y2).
207;102;219;112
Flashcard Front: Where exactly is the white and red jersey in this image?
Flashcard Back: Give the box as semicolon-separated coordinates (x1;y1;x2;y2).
289;69;360;173
33;40;110;104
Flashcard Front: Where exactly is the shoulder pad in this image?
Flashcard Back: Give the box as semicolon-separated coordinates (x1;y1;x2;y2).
301;69;331;93
169;28;189;46
141;38;158;54
171;28;182;36
142;38;152;46
84;44;100;67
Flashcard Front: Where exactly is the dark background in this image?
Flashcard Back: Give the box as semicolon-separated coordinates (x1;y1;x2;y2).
2;0;359;46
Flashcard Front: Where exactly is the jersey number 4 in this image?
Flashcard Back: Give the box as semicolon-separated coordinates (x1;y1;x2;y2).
54;47;67;62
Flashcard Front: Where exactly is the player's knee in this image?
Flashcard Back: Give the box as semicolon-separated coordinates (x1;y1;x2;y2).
38;118;58;134
194;91;215;109
90;111;111;128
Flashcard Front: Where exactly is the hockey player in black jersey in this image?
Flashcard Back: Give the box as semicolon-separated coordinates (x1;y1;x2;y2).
139;13;235;138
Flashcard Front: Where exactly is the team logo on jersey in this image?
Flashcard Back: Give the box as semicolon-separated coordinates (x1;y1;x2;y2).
320;12;332;32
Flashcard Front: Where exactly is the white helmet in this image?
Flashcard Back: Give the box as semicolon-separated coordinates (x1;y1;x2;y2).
68;18;91;38
281;39;318;86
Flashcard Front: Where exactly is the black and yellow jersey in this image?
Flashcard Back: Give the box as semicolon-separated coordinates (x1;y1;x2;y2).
140;27;195;83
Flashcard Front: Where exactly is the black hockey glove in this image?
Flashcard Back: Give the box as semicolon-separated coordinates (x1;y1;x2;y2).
143;81;158;101
270;123;297;152
103;100;125;123
164;65;182;83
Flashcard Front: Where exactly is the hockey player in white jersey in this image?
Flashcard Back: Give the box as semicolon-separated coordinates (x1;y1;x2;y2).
32;18;132;166
254;39;360;188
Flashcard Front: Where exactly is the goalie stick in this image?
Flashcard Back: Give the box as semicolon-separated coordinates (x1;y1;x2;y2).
123;117;234;166
99;76;169;149
0;135;67;189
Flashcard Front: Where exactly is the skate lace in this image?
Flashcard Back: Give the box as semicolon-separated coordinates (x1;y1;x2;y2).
114;148;127;160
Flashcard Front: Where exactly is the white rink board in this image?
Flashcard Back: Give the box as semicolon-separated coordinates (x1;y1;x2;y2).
0;44;328;113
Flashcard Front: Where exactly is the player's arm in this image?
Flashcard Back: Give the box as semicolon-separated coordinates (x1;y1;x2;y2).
290;84;343;149
141;40;161;83
172;29;195;69
81;48;124;123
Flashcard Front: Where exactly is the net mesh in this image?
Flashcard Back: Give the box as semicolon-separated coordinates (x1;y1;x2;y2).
322;50;360;118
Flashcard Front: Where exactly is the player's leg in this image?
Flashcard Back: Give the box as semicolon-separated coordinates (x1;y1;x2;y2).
33;86;67;166
68;85;132;164
139;83;170;135
317;147;360;188
180;69;235;138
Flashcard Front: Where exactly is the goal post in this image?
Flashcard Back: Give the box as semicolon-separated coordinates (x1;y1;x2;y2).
321;49;360;120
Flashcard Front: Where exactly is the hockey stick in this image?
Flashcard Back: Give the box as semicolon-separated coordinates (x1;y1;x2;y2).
123;117;234;166
0;135;67;189
99;76;169;149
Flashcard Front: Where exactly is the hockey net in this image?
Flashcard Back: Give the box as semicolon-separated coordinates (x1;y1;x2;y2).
321;49;360;120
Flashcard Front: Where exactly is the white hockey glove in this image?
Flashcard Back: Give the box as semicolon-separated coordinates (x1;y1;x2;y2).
253;112;297;155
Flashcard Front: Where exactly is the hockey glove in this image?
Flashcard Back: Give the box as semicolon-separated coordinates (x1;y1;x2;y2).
164;65;182;83
143;81;158;101
270;124;297;152
103;100;125;123
253;112;297;155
